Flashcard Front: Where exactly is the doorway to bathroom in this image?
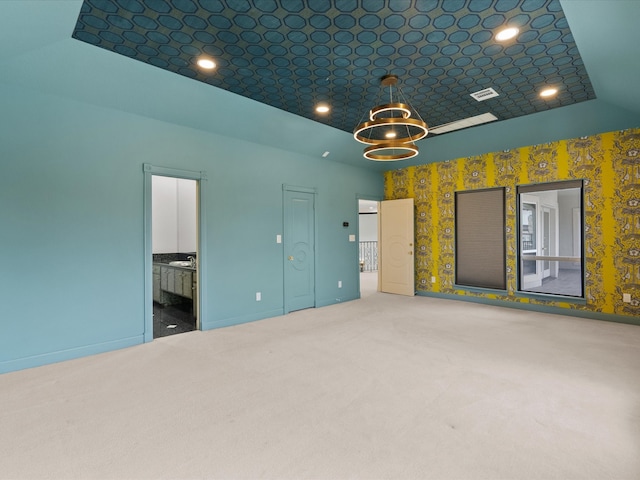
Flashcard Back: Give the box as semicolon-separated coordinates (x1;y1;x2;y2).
143;164;206;342
151;175;198;338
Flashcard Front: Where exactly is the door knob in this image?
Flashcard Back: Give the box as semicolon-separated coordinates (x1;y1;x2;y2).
288;256;294;261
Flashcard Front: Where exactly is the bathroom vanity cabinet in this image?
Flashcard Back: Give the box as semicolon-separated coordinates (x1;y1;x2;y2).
153;264;196;309
161;265;193;299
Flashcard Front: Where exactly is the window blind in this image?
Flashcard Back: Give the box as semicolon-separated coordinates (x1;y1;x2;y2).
455;188;506;290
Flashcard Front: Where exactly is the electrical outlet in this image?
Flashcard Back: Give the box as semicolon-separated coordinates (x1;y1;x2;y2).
256;292;261;301
338;280;342;288
431;276;436;283
623;293;631;303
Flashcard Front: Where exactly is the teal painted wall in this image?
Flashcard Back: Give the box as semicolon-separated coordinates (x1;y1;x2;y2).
0;83;382;373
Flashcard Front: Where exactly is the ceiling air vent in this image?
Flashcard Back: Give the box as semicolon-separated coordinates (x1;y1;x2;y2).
470;88;499;101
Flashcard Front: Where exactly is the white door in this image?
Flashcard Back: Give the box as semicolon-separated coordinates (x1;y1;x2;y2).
542;207;551;278
521;194;542;289
379;198;415;296
541;204;559;279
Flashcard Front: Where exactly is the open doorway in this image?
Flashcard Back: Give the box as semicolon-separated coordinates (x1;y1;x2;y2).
143;164;207;343
151;175;198;338
358;199;379;297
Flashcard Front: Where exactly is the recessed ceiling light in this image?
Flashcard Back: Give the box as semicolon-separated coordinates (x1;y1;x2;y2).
322;151;330;157
197;58;216;69
540;87;558;98
385;131;397;139
496;27;519;41
316;103;330;113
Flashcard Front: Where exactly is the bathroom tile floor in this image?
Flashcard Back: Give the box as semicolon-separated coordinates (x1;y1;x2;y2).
153;302;196;338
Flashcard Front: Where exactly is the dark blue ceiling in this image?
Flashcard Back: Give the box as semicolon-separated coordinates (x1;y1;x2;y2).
72;0;595;137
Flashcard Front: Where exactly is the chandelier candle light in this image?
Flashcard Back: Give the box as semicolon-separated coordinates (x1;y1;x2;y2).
353;75;429;161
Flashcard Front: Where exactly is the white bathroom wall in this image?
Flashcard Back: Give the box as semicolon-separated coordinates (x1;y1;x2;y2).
152;176;196;253
152;176;178;253
177;179;197;253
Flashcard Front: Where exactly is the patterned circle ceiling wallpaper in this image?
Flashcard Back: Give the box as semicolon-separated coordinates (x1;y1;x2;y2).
72;0;595;136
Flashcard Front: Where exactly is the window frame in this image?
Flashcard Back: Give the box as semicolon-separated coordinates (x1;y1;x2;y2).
516;180;585;300
454;187;507;291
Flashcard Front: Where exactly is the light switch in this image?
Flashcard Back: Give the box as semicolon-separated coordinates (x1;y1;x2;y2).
276;234;282;244
348;234;356;242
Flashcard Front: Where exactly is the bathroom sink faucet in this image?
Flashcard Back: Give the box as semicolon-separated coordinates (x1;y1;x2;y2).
187;256;196;268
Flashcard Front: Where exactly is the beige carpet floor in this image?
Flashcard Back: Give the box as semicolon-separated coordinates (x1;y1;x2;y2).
1;277;639;479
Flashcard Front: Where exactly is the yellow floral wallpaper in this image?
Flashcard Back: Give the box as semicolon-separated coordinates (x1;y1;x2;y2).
384;128;639;319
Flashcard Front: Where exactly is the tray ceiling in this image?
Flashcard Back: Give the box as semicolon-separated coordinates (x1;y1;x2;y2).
72;0;595;137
